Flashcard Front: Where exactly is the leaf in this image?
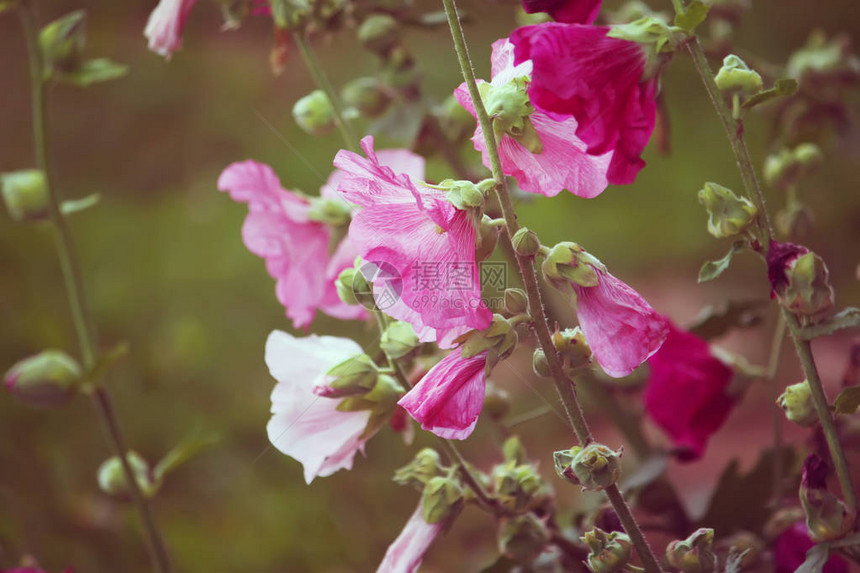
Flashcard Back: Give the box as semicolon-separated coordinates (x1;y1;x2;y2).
698;241;746;283
81;341;129;388
742;78;799;109
796;543;831;573
798;308;860;340
153;432;219;481
688;299;767;340
61;193;100;215
674;0;710;31
55;58;128;87
834;385;860;415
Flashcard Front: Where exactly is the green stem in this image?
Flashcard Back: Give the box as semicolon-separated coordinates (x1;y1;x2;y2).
293;33;361;153
440;1;663;571
18;4;171;572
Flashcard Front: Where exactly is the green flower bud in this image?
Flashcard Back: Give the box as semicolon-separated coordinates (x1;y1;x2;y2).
422;476;464;524
335;265;374;308
782;251;834;319
776;380;817;427
552;327;592;372
341;77;392;119
475;215;500;262
542;242;603;288
503;435;527;465
292;90;335;135
503;288;529;316
97;451;160;499
493;462;546;512
581;528;632;573
4;350;81;408
666;528;717;573
480;77;543;153
380;321;419;359
484;384;511;422
511;227;541;257
320;354;379;398
698;182;757;239
532;348;552;378
435;93;476;143
39;11;86;74
714;55;763;94
499;513;550;564
2;170;50;222
393;448;443;488
764;144;824;189
357;14;400;55
800;455;855;542
554;444;622;491
442;179;485;210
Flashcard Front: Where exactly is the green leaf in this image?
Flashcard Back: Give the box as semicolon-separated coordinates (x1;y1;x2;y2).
81;341;129;388
61;193;100;215
796;543;831;573
833;385;860;415
153;432;219;481
742;78;799;109
698;241;746;283
55;58;128;87
674;0;710;31
798;308;860;340
688;299;767;340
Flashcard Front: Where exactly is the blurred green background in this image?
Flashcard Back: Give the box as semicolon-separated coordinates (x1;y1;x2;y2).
1;0;860;571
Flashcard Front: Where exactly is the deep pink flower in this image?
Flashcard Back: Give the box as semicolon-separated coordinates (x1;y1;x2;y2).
510;23;658;185
644;323;734;461
521;0;602;24
773;522;848;573
265;331;372;483
573;269;668;378
218;160;367;329
766;240;810;296
398;350;488;440
334;137;492;346
455;39;612;198
377;500;447;573
144;0;197;59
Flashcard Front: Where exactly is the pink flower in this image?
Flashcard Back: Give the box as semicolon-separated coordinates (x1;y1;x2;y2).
766;240;809;296
455;39;612;198
398;350;488;440
573;269;668;378
218;160;367;329
377;500;447;573
334;137;492;345
773;522;847;573
521;0;602;24
644;323;734;461
265;330;372;483
144;0;197;59
510;23;658;185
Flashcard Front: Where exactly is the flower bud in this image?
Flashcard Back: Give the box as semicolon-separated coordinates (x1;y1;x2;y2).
484;384;511;422
443;179;485;210
316;354;379;398
499;513;550;564
393;448;443;488
335;265;374;308
511;227;541;257
502;435;527;465
2;170;50;222
435;93;475;143
764;144;824;189
341;77;392;119
380;321;419;359
4;350;81;408
475;215;500;262
494;462;546;512
503;288;529;315
697;182;757;239
666;528;717;573
481;77;542;153
97;451;160;499
292;90;335;135
357;14;400;56
776;380;817;427
422;476;464;524
39;11;86;74
554;444;622;491
542;242;603;288
714;55;763;94
581;528;632;573
782;251;834;319
532;349;552;378
552;327;592;372
799;454;854;542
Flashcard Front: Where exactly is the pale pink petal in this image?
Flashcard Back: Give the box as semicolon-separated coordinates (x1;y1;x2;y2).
377;501;446;573
144;0;198;59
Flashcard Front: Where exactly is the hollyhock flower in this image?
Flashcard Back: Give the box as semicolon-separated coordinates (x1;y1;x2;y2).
265;330;372;483
218;160;368;329
521;0;602;24
773;522;848;573
766;240;810;295
455;39;612;198
377;500;447;573
399;350;488;440
334;136;492;346
644;323;735;461
144;0;197;59
510;23;661;184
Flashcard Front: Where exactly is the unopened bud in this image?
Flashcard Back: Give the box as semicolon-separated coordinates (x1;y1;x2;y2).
316;354;378;398
357;14;400;55
666;528;717;573
499;513;550;563
2;170;50;222
97;451;160;499
503;288;529;315
39;11;86;74
532;348;552;378
800;454;854;542
776;380;817;427
475;215;500;261
393;447;443;488
380;321;419;359
714;55;763;94
341;77;392;119
335;265;373;308
494;462;545;512
292;90;335;135
698;182;757;239
484;384;511;422
554;443;622;491
422;476;464;524
4;350;81;408
542;242;603;288
502;435;527;465
552;327;592;371
435;93;475;143
782;251;834;319
581;528;632;573
511;227;541;257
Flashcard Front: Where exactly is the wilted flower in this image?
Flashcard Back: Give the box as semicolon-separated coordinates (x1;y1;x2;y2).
144;0;198;59
772;522;848;573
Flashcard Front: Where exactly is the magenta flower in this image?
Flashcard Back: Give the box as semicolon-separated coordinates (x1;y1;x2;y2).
265;331;372;483
455;39;612;198
521;0;602;24
773;522;847;573
398;350;488;440
144;0;197;59
766;240;810;296
218;160;367;329
377;500;447;573
510;23;658;185
644;323;735;461
334;137;492;345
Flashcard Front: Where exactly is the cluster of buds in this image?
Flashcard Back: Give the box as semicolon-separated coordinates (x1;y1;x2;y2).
392;448;464;524
666;528;718;573
697;182;757;239
581;528;632;573
492;437;551;513
767;241;834;320
799;455;855;542
554;443;622;491
776;379;817;427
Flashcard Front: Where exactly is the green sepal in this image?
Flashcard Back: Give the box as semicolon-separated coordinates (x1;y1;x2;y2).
742;78;799;110
152;432;219;482
698;241;746;283
54;58;129;87
673;0;710;32
61;193;100;215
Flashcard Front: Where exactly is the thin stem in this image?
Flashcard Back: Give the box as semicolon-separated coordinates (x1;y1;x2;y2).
18;4;171;571
440;1;663;571
767;312;787;504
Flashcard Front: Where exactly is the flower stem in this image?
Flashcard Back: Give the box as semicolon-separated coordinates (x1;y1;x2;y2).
440;1;663;571
18;3;171;571
766;312;787;504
